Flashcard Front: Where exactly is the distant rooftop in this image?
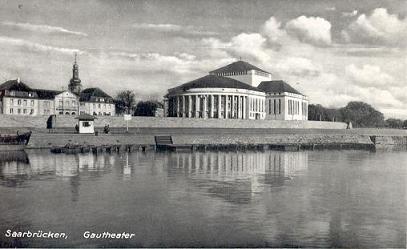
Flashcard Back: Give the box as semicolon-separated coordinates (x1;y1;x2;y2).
79;87;113;102
210;60;270;75
257;80;303;95
0;79;33;92
34;89;62;99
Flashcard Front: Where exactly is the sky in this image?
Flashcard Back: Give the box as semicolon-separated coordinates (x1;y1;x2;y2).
0;0;406;118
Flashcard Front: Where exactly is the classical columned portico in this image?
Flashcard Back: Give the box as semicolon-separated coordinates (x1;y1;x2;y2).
168;90;265;120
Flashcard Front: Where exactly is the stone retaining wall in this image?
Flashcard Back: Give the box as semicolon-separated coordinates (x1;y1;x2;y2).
27;132;372;149
0;114;347;129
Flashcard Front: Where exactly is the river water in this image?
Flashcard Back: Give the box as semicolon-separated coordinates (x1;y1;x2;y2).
0;149;405;248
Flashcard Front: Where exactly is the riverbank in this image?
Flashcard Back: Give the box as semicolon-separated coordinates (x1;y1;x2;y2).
24;128;407;152
1;115;406;151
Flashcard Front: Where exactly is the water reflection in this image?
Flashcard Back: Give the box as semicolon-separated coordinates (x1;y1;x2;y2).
0;149;405;248
167;151;308;204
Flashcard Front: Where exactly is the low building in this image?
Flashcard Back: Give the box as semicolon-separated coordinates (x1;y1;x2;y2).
35;89;60;115
79;88;115;116
54;91;79;115
164;60;308;120
258;80;308;120
0;78;39;116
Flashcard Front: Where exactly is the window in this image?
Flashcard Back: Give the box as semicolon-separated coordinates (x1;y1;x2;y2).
72;101;76;106
30;100;34;106
23;100;27;106
83;121;90;127
10;99;14;105
98;104;101;108
23;109;27;114
18;99;21;105
30;109;34;115
18;109;21;114
278;99;281;114
9;108;13;114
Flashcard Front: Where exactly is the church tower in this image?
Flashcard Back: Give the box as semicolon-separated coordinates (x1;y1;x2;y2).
68;53;82;95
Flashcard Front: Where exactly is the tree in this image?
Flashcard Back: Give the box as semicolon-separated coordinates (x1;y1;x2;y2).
115;90;136;115
308;104;340;121
339;101;384;128
403;120;407;129
134;100;164;116
385;118;403;129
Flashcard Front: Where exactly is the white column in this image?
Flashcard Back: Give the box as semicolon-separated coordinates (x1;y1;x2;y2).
237;95;242;119
231;95;234;119
195;95;199;118
182;95;186;117
203;95;207;119
218;95;222;119
225;95;229;119
177;96;180;117
210;95;214;118
188;95;192;118
243;96;246;119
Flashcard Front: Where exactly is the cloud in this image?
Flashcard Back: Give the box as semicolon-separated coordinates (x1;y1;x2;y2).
342;10;358;17
261;17;287;45
1;21;87;36
0;36;83;55
285;16;332;46
342;8;407;46
274;57;322;77
345;64;394;89
132;23;217;36
202;33;270;63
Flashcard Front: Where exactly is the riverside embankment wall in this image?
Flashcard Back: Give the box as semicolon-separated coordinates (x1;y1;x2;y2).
27;132;373;149
0;114;347;129
2;114;406;149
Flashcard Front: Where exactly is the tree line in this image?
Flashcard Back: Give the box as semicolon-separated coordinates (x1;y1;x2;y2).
114;90;163;116
309;101;407;128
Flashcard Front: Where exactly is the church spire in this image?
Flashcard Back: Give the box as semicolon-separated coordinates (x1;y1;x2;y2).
68;52;82;95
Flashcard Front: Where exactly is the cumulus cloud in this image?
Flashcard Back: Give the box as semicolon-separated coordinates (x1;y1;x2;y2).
132;23;217;36
285;16;332;46
1;21;87;36
342;8;407;46
345;64;395;89
0;36;83;55
201;33;270;63
261;17;287;45
228;33;270;63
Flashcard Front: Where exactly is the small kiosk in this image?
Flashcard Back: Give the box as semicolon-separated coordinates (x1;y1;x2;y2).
75;114;96;134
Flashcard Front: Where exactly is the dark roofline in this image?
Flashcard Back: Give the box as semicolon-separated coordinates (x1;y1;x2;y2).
257;80;304;96
168;74;264;94
210;60;270;75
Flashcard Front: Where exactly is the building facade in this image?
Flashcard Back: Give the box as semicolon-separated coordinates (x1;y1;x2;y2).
79;88;115;116
165;75;266;119
0;78;39;116
164;60;308;121
258;80;308;120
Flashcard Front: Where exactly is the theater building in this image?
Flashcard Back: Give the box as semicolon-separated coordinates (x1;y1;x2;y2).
164;60;308;120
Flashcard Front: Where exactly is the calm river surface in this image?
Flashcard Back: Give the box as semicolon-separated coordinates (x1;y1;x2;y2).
0;149;405;248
